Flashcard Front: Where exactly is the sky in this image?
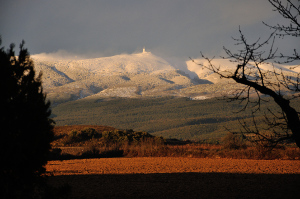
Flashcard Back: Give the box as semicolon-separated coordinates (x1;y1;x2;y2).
1;0;298;62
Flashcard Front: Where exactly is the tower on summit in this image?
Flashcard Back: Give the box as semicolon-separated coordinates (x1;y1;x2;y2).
143;47;146;53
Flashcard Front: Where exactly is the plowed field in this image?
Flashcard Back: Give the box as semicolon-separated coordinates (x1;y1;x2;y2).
47;157;300;199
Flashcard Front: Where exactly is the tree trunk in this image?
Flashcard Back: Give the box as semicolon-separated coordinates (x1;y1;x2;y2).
233;76;300;148
274;97;300;148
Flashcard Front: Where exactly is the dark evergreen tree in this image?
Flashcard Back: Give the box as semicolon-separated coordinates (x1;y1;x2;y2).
0;38;54;198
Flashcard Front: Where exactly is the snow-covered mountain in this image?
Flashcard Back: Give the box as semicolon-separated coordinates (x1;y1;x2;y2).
33;51;201;104
186;58;300;84
32;51;299;105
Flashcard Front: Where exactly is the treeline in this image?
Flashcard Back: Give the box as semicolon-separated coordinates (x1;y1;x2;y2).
60;127;162;146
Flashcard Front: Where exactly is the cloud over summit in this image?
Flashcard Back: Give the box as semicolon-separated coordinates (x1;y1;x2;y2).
1;0;291;60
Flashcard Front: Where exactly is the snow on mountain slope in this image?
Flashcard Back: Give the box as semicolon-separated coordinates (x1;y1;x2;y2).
34;51;174;74
186;58;299;84
83;52;174;74
32;52;200;104
32;51;299;105
33;61;74;89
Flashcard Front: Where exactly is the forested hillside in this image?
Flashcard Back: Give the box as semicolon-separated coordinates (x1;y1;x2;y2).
51;96;300;141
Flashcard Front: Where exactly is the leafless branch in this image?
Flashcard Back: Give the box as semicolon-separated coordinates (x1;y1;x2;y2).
192;0;300;148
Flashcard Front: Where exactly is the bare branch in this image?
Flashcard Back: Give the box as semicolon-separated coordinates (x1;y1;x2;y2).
193;0;300;148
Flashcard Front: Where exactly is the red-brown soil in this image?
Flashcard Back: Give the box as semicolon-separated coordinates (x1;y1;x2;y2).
47;157;300;199
47;157;300;175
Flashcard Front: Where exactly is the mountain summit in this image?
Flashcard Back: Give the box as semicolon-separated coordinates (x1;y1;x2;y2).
32;52;298;105
32;52;199;104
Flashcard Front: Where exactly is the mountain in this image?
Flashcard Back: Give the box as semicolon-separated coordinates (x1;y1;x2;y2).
186;58;299;83
32;51;300;139
33;52;200;104
32;51;299;105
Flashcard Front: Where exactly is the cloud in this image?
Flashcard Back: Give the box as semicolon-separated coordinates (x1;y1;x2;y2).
1;0;294;61
31;50;86;61
213;0;276;27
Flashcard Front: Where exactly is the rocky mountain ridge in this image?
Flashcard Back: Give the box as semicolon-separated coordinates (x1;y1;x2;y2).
32;51;299;105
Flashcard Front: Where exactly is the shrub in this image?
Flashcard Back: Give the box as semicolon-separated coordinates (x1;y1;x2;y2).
81;141;124;158
85;140;100;156
62;130;79;145
222;132;247;150
81;127;98;138
102;129;154;144
62;128;99;145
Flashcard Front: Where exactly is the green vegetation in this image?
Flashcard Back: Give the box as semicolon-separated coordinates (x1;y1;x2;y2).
61;127;158;146
62;127;99;145
102;129;155;143
51;96;300;141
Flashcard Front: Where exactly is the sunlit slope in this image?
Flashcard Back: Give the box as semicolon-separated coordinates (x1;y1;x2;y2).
33;52;298;105
33;52;201;104
186;58;299;84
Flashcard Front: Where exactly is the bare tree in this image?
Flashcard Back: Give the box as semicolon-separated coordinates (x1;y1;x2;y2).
192;0;300;148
